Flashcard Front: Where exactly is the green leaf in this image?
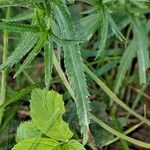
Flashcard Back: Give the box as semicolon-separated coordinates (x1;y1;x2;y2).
44;40;53;89
14;31;48;77
16;121;41;143
106;10;126;41
0;32;39;71
1;12;34;22
30;88;73;141
12;138;60;150
62;140;85;150
0;22;40;33
0;84;37;111
133;18;150;84
54;0;91;144
96;8;108;58
0;0;29;7
75;13;100;41
114;40;137;94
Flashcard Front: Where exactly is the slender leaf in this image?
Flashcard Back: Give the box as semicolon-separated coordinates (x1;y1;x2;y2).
106;10;126;41
1;12;34;22
0;22;40;33
54;0;91;144
96;8;108;58
44;39;53;89
0;32;39;71
114;40;137;94
133;18;150;84
14;31;48;77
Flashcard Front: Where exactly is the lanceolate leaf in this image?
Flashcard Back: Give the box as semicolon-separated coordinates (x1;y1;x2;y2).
1;12;34;22
54;0;91;144
30;89;73;141
0;32;39;71
0;22;40;33
0;0;29;7
14;31;48;77
44;39;53;89
96;8;108;58
114;40;137;94
106;10;126;41
133;18;150;85
75;13;100;41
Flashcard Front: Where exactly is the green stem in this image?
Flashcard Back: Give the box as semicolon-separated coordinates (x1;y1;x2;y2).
83;64;150;126
0;8;10;125
91;114;150;149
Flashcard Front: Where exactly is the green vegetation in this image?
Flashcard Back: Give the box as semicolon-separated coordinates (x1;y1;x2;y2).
0;0;150;150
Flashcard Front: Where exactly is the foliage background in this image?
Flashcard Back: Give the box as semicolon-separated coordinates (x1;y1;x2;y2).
0;0;150;150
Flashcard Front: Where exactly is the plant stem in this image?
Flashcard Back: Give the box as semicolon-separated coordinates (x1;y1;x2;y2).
0;8;10;125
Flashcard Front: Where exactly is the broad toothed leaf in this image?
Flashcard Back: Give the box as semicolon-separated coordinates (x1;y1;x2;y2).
30;89;73;141
16;121;41;143
12;138;60;150
62;140;85;150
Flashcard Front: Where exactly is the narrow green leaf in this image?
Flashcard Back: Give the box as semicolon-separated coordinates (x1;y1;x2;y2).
0;0;29;7
96;8;108;58
0;33;39;71
114;40;137;94
44;39;53;89
0;22;40;33
106;10;126;41
30;89;73;141
75;13;100;41
14;32;47;77
0;84;37;110
1;12;34;22
133;18;149;84
55;0;91;144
